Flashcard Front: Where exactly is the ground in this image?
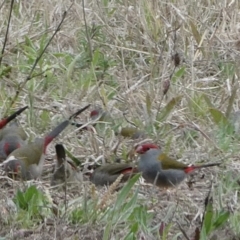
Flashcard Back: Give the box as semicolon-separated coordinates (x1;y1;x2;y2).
0;0;240;239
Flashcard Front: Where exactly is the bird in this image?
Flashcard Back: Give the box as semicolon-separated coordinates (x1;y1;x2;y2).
90;163;138;186
90;108;146;139
0;106;28;130
2;104;90;180
90;107;109;122
136;143;221;188
115;127;146;139
51;144;82;186
71;107;107;126
0;106;28;161
0;121;28;161
70;106;111;133
72;107;145;140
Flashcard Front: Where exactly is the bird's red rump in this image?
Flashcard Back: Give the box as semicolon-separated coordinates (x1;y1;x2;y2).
0;119;7;129
44;136;53;153
120;167;135;174
184;166;196;173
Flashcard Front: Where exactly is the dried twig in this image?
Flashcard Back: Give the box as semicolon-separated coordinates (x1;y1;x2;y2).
0;0;14;66
8;3;74;109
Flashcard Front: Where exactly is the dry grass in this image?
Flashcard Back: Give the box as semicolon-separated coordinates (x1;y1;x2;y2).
0;0;240;239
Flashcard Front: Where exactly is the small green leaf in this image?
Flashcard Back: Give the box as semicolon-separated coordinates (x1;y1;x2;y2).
202;94;214;108
189;21;201;45
226;84;238;118
213;211;230;229
13;185;47;216
114;174;140;209
24;185;39;202
172;67;185;83
160;222;172;240
25;36;35;49
92;49;101;66
98;85;108;105
124;232;135;240
130;222;139;233
14;190;26;209
65;148;81;166
209;108;229;126
40;110;50;124
66;54;82;81
200;227;207;240
0;66;12;78
203;199;214;234
146;92;152;116
157;96;182;122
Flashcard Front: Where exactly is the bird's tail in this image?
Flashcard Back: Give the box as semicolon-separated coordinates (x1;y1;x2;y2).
0;106;28;129
184;162;221;173
55;144;66;165
69;104;91;120
43;104;91;152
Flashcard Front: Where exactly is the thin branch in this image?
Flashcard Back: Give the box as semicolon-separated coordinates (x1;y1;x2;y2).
82;0;93;60
123;112;137;127
200;181;213;230
0;0;7;10
176;221;191;240
8;3;73;109
0;0;14;66
64;157;68;213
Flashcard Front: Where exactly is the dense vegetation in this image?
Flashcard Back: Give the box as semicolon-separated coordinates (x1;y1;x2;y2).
0;0;239;239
